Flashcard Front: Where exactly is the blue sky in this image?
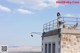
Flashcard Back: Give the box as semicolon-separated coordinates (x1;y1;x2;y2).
0;0;80;46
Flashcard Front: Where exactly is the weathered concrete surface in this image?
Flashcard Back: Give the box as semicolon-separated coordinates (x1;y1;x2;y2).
61;29;80;34
42;29;80;53
61;29;80;53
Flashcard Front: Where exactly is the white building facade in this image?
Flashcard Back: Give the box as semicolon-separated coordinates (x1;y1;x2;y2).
42;29;60;53
42;29;80;53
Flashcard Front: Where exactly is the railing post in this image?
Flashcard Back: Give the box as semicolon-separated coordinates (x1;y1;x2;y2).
76;18;78;22
49;22;50;31
43;24;45;32
53;20;54;29
46;24;47;32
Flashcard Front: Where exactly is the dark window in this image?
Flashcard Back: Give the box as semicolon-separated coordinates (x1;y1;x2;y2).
48;43;51;53
52;43;55;53
42;47;43;51
45;44;47;53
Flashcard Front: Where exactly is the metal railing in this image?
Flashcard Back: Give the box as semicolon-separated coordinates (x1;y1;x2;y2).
43;17;80;32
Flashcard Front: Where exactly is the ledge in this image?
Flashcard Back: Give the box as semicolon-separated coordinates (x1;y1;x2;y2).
42;28;80;37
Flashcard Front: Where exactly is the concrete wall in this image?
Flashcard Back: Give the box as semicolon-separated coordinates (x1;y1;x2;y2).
42;29;80;53
42;35;60;53
61;29;80;53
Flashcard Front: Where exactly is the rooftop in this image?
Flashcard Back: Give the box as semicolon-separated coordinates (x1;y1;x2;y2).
43;16;80;32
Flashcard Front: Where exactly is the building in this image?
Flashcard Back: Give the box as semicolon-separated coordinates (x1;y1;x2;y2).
42;13;80;53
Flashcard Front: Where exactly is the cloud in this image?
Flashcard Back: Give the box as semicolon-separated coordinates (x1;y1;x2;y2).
0;5;11;12
7;0;60;9
78;14;80;17
16;9;33;14
64;14;74;17
64;14;80;18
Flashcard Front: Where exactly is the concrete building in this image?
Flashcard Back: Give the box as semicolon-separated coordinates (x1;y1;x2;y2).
42;29;80;53
42;13;80;53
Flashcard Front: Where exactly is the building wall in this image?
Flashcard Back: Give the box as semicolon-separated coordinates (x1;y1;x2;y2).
61;33;80;53
42;29;80;53
42;35;60;53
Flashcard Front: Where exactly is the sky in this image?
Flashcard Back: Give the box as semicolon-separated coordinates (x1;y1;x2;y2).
0;0;80;46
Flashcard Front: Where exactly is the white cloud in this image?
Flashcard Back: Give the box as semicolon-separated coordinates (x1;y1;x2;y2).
78;14;80;17
64;14;80;18
7;0;60;9
0;5;11;12
16;9;33;14
64;14;74;17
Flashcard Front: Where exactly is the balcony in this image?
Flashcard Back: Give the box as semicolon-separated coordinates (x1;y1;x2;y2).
43;17;80;32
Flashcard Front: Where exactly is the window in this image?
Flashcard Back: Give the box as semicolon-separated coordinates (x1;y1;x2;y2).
45;44;47;53
52;43;55;53
48;43;51;53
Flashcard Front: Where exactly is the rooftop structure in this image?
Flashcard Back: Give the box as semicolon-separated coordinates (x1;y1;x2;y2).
42;12;80;53
43;13;80;32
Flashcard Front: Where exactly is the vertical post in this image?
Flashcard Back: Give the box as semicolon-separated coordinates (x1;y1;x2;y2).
49;22;50;31
46;24;47;32
53;20;54;30
57;18;59;29
76;18;78;22
63;17;64;22
43;24;44;32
